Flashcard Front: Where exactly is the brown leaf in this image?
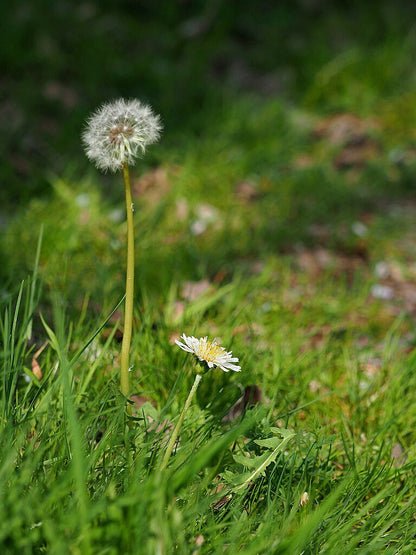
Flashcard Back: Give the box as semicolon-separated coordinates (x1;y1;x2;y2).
194;534;204;547
169;301;186;322
43;81;79;108
212;495;232;512
235;181;259;203
131;395;156;410
363;358;382;378
31;341;48;381
308;380;322;393
232;323;265;345
391;443;407;467
181;279;211;302
169;331;181;345
296;248;332;277
292;155;314;169
398;281;416;313
211;478;232;511
31;358;42;381
312;113;381;169
213;270;227;284
312;113;379;146
335;139;380;169
300;324;347;353
308;223;331;241
132;167;171;203
369;278;416;315
222;385;262;422
296;247;367;279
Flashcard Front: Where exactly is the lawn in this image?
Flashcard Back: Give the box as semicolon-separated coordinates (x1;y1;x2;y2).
1;1;416;553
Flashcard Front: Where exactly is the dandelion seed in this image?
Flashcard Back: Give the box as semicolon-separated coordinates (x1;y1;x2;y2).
175;334;241;372
82;98;162;173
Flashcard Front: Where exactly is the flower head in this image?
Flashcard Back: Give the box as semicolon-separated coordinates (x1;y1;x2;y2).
82;98;162;172
175;334;241;372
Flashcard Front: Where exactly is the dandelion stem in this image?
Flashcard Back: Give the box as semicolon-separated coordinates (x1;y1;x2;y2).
120;163;134;404
160;373;203;471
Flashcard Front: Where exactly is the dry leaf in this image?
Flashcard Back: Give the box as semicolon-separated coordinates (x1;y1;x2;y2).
169;331;181;345
212;495;232;512
43;81;79;108
132;167;171;203
235;181;259;203
131;395;156;410
391;443;407;467
313;113;379;146
170;301;186;322
213;270;227;284
363;358;382;378
31;341;48;381
296;247;366;279
31;358;42;381
335;139;380;169
312;113;381;168
296;248;332;276
292;154;314;169
232;323;265;346
222;385;262;422
181;279;211;302
308;223;331;241
211;479;232;512
308;380;322;393
194;534;204;548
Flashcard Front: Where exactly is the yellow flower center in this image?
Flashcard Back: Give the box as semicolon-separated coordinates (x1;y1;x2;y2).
196;340;224;362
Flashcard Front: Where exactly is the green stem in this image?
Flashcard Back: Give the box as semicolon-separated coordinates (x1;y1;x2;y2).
160;373;202;471
120;164;134;403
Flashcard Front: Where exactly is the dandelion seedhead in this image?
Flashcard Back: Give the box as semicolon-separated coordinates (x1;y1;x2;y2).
175;334;241;372
81;97;161;409
82;98;162;172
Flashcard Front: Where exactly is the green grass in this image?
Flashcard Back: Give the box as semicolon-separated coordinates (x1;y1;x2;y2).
1;277;415;553
1;189;416;552
2;1;416;553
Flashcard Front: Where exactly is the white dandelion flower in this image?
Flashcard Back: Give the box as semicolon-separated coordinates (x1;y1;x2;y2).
82;98;162;172
175;334;241;372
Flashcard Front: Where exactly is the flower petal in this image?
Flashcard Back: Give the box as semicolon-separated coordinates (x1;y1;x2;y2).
175;333;241;373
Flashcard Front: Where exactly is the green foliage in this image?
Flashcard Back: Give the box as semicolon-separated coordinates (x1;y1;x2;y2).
1;258;415;552
222;428;296;492
2;1;416;552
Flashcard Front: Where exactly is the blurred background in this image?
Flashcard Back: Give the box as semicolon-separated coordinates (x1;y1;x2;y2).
2;0;416;305
2;0;416;203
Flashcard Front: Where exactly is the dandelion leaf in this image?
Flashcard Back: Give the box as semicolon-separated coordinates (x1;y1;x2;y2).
222;428;295;492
